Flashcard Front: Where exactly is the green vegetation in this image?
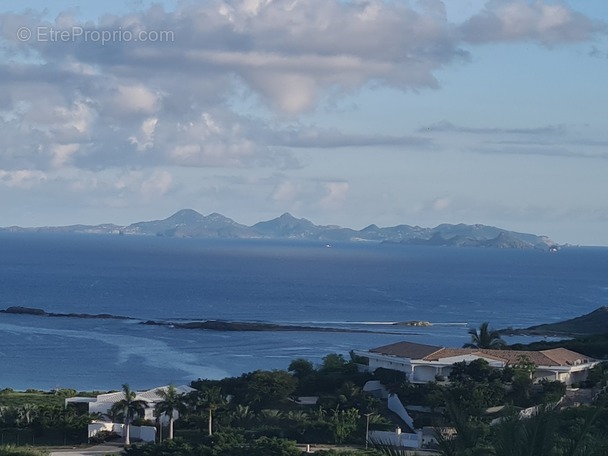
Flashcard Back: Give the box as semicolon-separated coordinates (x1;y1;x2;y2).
0;338;607;455
464;322;506;349
154;385;186;440
0;390;73;409
0;446;48;456
0;387;100;446
111;384;148;446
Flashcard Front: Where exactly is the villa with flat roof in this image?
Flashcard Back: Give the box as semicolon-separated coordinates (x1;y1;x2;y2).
355;341;599;386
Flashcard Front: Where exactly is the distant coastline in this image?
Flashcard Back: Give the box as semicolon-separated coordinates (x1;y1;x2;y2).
0;208;560;250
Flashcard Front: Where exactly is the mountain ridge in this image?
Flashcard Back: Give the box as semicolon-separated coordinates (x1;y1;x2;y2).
0;209;559;250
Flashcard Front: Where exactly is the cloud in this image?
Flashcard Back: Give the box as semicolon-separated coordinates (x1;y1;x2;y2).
432;197;452;211
459;0;603;45
418;121;565;135
271;180;300;203
272;127;430;149
588;45;608;59
0;169;47;188
319;181;349;209
470;144;608;160
416;121;608;160
268;177;349;212
111;84;162;117
0;0;603;180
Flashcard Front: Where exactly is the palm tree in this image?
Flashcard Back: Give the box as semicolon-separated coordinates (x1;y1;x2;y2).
433;400;490;456
188;386;225;436
230;404;255;428
491;404;608;456
464;322;506;349
154;385;185;440
110;383;148;446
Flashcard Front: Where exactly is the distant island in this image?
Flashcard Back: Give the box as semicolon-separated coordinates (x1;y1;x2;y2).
0;306;422;336
0;208;559;250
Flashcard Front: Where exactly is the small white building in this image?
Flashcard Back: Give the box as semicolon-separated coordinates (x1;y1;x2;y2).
355;341;598;386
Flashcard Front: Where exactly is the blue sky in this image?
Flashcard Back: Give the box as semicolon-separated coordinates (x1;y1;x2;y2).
1;0;607;245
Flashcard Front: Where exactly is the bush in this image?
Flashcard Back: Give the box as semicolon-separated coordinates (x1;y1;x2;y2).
373;368;406;387
0;446;47;456
89;430;121;444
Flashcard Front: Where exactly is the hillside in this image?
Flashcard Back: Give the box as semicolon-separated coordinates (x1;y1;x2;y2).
502;307;608;337
1;209;559;250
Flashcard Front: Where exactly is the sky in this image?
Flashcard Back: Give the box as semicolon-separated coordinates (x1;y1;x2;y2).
0;0;607;245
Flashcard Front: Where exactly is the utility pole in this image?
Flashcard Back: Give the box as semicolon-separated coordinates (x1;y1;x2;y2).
364;413;373;449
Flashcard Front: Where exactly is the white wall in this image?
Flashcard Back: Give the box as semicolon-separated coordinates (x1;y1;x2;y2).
369;430;421;449
387;394;415;431
412;365;437;383
88;422;157;443
131;425;157;442
88;422;122;439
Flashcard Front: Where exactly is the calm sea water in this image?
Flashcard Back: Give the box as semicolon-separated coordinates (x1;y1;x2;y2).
0;233;607;391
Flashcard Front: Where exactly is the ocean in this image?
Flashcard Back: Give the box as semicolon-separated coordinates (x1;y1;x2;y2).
0;233;606;392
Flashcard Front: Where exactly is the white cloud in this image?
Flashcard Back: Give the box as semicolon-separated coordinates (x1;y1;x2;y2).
112;85;161;116
0;169;47;188
271;180;300;202
51;143;80;168
460;0;601;45
129;117;158;151
432;197;451;211
319;181;349;209
0;0;602;180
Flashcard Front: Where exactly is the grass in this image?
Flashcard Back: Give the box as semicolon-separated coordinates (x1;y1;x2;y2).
0;445;48;456
0;392;64;409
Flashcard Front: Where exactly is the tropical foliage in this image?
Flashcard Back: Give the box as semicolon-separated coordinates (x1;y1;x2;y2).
154;385;186;440
2;345;608;455
111;383;148;445
464;322;506;349
0;446;48;456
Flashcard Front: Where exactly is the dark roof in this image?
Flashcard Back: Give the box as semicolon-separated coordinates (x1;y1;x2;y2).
370;341;443;359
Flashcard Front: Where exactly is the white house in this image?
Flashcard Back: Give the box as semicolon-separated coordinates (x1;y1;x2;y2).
66;385;195;443
66;385;195;422
355;341;599;386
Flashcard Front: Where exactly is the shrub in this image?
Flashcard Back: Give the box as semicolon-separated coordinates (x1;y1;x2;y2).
0;446;47;456
89;430;121;444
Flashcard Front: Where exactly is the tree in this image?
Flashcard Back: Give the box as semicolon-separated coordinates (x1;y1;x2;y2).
230;404;255;428
188;386;225;436
464;322;506;349
154;385;185;440
434;399;491;456
110;384;148;446
288;359;315;379
320;354;351;373
243;370;297;407
329;406;360;443
247;436;302;456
